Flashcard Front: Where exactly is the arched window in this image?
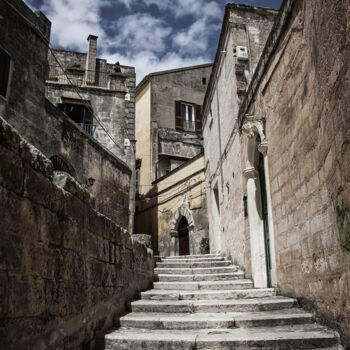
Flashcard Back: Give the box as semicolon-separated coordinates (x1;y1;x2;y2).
50;155;75;176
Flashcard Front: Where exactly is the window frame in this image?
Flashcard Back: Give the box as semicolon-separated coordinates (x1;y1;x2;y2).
0;46;12;100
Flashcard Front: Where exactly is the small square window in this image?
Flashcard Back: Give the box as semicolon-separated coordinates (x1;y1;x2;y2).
0;47;11;98
202;77;206;85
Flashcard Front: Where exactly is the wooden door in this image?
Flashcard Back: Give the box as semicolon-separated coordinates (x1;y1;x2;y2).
178;216;190;256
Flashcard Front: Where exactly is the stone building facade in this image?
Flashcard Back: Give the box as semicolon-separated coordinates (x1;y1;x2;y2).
46;37;137;233
135;65;212;255
0;1;152;348
136;153;208;256
202;3;277;280
202;0;350;347
0;0;136;231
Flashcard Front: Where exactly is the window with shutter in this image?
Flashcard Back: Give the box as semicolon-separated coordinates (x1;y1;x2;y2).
175;100;183;130
0;47;11;98
195;104;202;133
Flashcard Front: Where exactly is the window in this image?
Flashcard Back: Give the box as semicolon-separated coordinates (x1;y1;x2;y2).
58;102;96;137
0;47;11;98
175;101;202;133
202;77;207;85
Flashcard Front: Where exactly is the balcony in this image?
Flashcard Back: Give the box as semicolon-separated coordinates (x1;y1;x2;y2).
79;123;96;138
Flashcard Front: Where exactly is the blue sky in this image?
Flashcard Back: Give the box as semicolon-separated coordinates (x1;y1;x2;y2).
24;0;282;83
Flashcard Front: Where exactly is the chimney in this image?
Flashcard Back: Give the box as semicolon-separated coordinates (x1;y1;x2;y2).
85;34;98;84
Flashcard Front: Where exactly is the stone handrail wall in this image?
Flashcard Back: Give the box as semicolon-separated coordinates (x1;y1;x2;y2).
0;116;154;349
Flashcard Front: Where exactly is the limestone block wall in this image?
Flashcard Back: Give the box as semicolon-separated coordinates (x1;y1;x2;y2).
45;101;131;229
155;154;208;257
202;5;276;273
239;0;350;345
0;116;154;350
0;0;51;140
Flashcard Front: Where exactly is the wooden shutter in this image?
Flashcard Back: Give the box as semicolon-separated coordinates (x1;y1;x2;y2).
195;104;202;133
0;48;11;98
175;100;183;130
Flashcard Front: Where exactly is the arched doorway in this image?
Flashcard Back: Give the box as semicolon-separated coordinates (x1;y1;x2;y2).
178;216;190;256
169;205;195;256
243;116;276;288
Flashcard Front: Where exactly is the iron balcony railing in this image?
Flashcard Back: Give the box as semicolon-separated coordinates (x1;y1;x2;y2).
79;123;97;138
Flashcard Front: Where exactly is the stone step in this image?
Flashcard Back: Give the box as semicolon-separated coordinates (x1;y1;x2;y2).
131;296;296;313
164;254;221;260
120;309;313;329
153;279;253;291
141;288;276;301
105;324;339;350
160;257;225;263
154;265;240;275
156;260;232;268
156;271;245;282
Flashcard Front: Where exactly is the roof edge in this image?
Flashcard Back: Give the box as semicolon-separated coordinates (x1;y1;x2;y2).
136;63;213;96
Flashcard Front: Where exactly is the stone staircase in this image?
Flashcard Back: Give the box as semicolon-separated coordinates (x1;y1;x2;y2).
105;254;343;350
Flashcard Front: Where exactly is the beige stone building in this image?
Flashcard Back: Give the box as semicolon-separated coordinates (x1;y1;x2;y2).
136;153;208;256
46;36;137;233
135;65;212;255
202;0;350;346
202;3;277;283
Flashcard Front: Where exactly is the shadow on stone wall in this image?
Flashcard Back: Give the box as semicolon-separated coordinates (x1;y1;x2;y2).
0;116;154;350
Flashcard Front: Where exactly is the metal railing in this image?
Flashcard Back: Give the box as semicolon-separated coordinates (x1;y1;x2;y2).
79;123;97;138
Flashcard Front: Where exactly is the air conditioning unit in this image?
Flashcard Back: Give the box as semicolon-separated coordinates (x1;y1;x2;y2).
124;138;131;147
236;46;249;60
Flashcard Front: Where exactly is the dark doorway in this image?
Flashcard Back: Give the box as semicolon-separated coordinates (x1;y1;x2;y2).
178;216;190;256
258;151;272;287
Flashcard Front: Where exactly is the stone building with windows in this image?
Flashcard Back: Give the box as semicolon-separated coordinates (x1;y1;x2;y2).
135;64;212;255
46;36;137;232
202;0;350;346
0;0;154;349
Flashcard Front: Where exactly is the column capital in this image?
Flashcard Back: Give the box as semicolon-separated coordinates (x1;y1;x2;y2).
258;140;268;155
170;230;178;238
243;167;258;179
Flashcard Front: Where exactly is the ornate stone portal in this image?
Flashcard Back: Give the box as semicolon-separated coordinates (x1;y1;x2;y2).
242;116;277;288
169;204;195;256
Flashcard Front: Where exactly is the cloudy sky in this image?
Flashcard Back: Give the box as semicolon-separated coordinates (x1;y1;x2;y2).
24;0;282;83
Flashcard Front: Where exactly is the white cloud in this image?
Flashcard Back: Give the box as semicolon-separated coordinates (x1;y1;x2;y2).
102;50;209;84
40;0;110;51
172;18;221;53
23;0;216;83
142;0;222;19
108;13;172;54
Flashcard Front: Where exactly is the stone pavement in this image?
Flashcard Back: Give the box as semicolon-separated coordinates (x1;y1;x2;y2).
105;254;343;349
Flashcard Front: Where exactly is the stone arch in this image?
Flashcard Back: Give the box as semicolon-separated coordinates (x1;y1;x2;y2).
169;205;195;256
170;204;195;233
50;155;76;177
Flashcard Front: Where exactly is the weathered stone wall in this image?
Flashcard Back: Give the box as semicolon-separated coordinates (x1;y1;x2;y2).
0;116;154;350
150;64;212;129
239;0;350;345
158;127;203;159
202;5;276;274
0;0;51;139
136;154;208;257
45;100;131;229
47;50;136;166
0;0;134;231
